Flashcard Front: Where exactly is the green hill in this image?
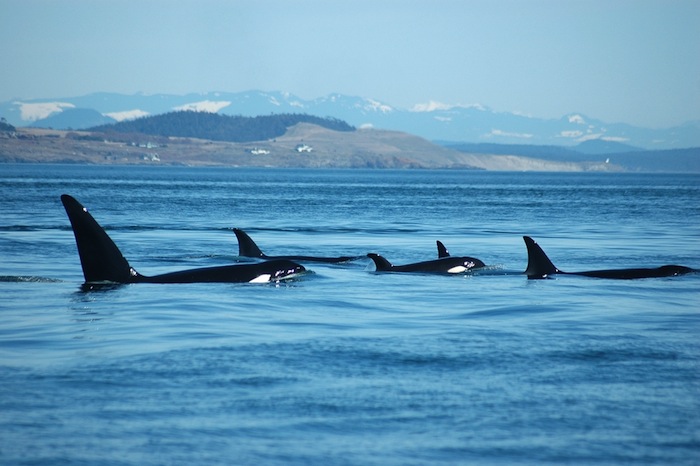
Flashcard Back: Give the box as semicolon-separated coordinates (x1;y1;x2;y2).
89;111;354;143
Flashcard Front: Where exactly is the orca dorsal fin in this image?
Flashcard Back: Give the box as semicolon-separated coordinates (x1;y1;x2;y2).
233;228;266;258
367;253;393;271
437;240;450;258
523;236;561;279
61;194;134;283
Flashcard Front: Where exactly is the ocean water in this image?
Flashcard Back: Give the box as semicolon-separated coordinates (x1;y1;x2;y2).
0;164;699;465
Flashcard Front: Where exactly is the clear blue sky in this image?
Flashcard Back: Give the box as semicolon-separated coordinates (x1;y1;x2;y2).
2;0;699;128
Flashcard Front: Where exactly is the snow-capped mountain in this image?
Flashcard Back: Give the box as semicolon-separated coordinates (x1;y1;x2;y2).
2;91;698;149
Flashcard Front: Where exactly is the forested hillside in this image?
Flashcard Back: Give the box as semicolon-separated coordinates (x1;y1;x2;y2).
89;111;354;142
0;118;16;132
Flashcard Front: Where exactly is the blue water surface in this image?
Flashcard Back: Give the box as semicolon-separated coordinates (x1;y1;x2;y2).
1;164;699;465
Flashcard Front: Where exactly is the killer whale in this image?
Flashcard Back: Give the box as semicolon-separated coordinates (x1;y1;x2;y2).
367;251;485;274
61;195;305;285
233;228;361;263
524;236;696;279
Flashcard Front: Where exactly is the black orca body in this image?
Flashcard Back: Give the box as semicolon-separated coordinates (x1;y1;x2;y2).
524;236;695;280
233;228;360;264
61;195;305;285
367;252;485;274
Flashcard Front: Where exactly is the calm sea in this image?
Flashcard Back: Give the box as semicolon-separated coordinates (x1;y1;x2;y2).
1;164;699;465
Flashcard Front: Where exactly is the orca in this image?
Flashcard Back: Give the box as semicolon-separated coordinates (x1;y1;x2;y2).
367;252;485;274
524;236;696;279
233;228;361;263
61;195;305;285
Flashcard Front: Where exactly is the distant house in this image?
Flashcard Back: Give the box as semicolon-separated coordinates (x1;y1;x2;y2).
250;147;270;155
295;144;313;153
132;141;159;149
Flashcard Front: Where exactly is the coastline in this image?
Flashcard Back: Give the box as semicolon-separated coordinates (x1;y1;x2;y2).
0;124;670;172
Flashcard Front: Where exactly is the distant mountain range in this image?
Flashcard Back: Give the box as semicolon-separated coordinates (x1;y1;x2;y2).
2;90;699;150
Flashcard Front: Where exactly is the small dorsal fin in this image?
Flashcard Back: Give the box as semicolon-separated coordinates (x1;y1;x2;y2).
233;228;266;258
61;195;134;283
367;253;393;271
523;236;561;279
437;240;450;258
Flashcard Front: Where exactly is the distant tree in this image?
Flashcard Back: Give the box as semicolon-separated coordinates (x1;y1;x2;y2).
0;117;16;132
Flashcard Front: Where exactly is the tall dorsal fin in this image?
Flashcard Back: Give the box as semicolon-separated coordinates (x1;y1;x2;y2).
233;228;266;258
437;240;450;258
367;253;393;271
523;236;561;279
61;195;135;283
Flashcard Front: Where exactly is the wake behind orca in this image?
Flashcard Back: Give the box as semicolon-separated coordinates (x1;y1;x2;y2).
233;228;361;263
524;236;696;279
61;195;305;285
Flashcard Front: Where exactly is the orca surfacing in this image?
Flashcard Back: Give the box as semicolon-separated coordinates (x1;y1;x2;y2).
61;195;305;285
524;236;695;279
367;251;485;274
233;228;361;263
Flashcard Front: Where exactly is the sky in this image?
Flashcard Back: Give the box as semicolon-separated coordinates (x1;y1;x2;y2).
2;0;699;128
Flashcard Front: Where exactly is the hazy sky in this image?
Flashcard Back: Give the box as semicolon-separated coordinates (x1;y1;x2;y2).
2;0;699;128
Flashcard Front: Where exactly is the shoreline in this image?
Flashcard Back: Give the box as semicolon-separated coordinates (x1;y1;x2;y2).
1;125;693;172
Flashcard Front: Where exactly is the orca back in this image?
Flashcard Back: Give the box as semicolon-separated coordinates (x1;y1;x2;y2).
61;194;134;283
139;260;305;284
368;253;483;273
523;236;695;279
575;265;695;279
234;228;359;263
